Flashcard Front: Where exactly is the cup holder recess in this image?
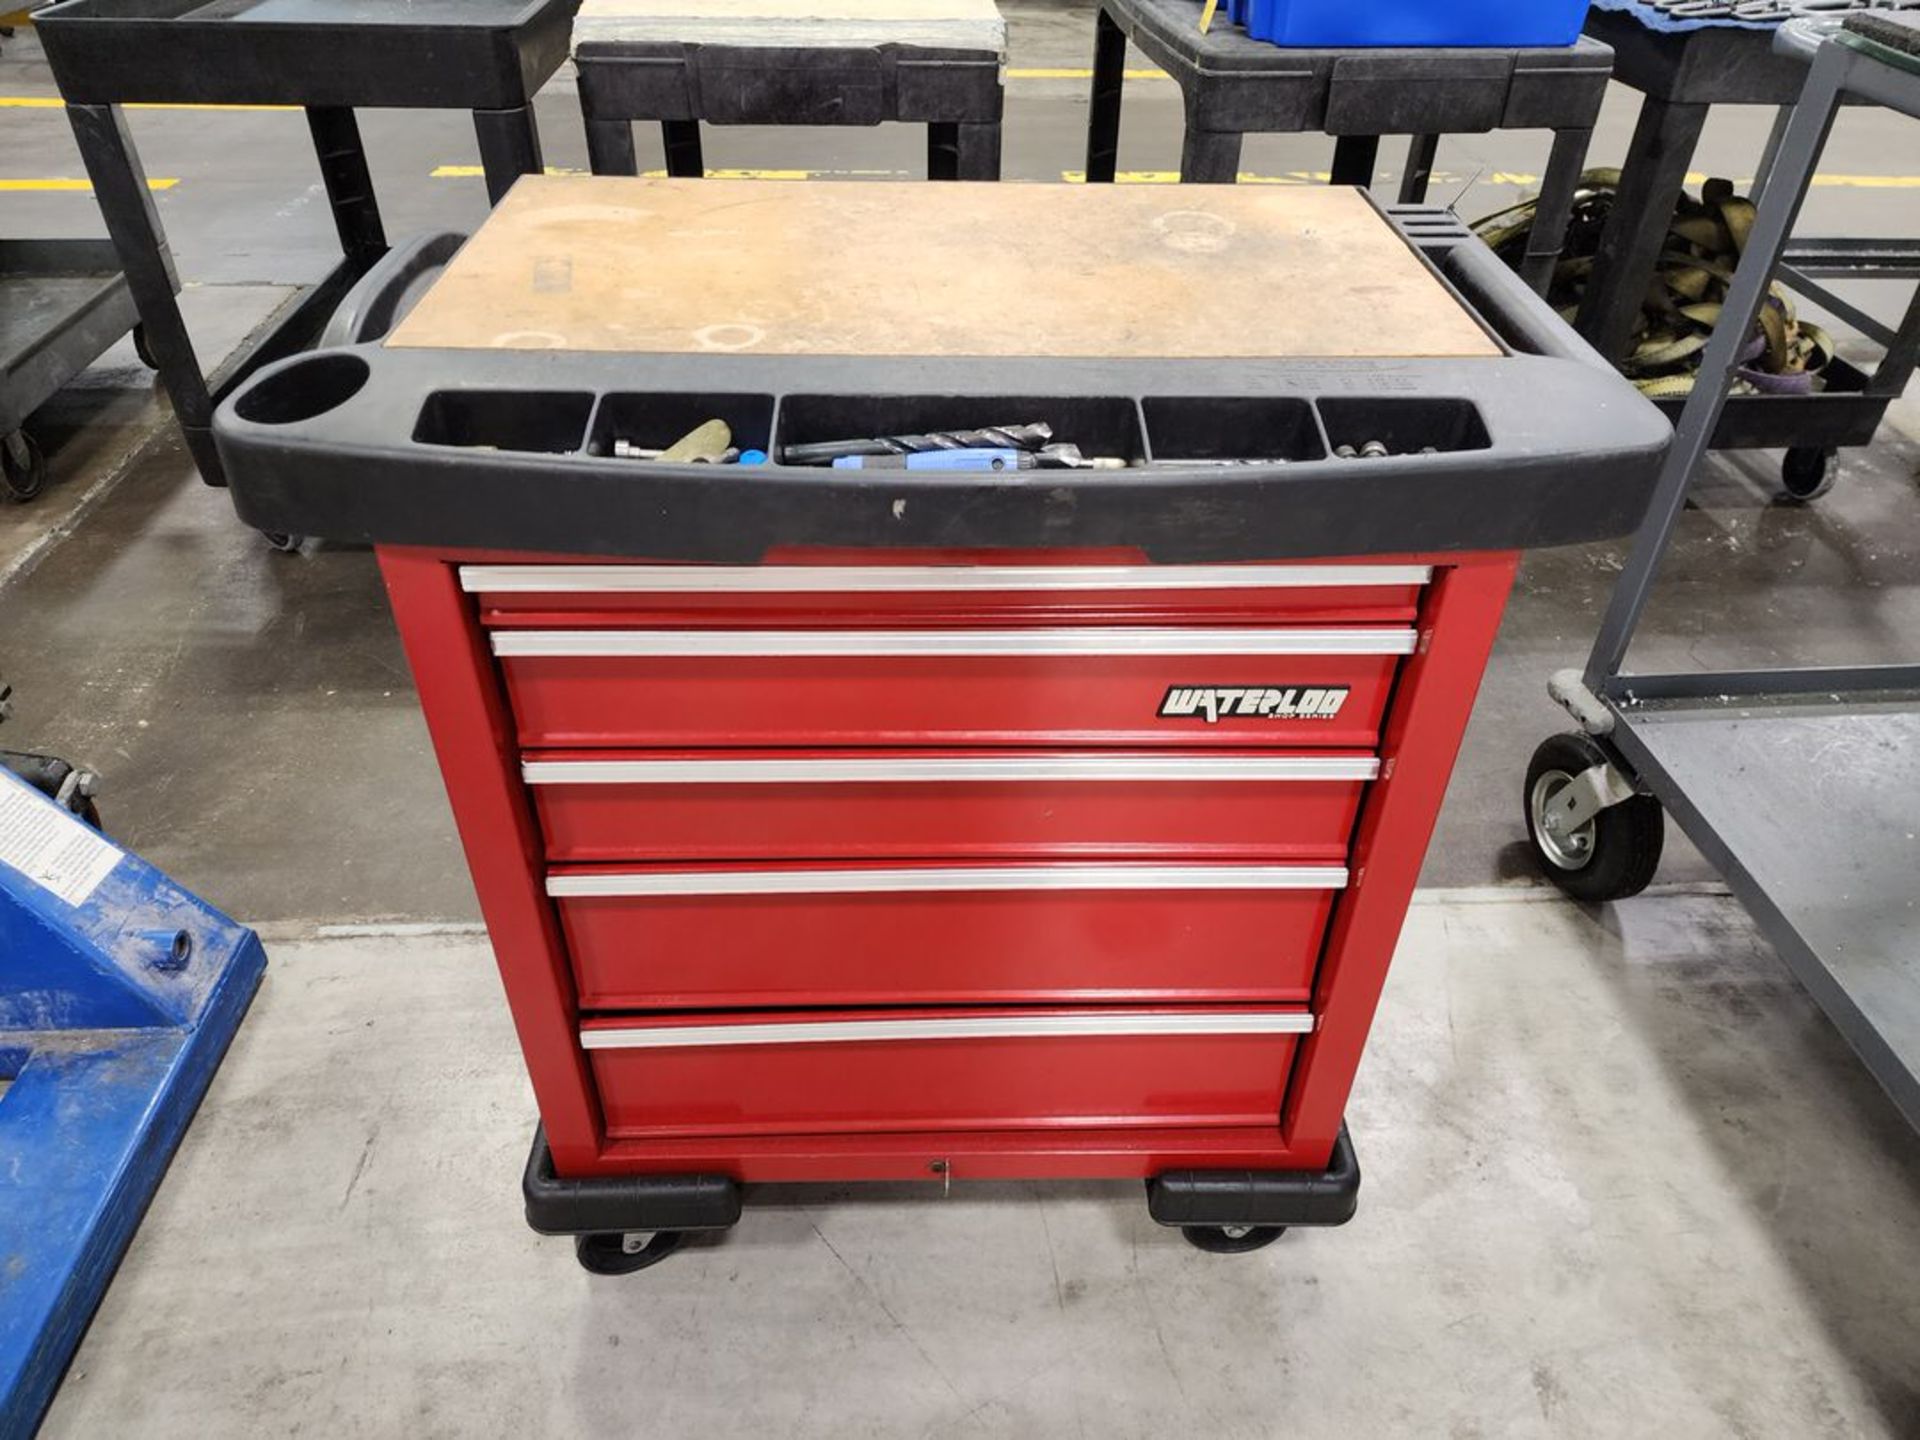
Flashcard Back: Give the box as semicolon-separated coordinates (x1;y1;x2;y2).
233;353;371;426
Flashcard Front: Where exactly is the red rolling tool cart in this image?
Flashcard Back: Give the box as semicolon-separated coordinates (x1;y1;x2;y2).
212;179;1667;1271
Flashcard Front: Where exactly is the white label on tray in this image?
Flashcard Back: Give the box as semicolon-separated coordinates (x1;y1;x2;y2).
0;773;123;906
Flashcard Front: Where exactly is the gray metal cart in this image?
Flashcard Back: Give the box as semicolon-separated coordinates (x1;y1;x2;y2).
1525;12;1920;1132
0;239;151;501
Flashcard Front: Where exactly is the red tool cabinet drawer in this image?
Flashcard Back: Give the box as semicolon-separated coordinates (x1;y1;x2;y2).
462;562;1431;628
493;627;1415;748
524;750;1377;862
581;1007;1313;1139
551;862;1345;1008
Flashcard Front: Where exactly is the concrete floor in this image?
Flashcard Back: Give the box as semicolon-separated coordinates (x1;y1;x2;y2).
4;2;1920;1434
38;898;1920;1438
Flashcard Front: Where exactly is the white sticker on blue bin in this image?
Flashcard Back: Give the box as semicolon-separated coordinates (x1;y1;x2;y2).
0;774;123;906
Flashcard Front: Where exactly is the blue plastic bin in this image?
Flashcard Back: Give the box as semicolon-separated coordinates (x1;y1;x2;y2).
1238;0;1589;47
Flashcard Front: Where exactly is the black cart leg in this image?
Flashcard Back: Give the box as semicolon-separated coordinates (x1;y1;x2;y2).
1519;125;1592;298
1085;5;1127;183
305;106;387;271
1179;101;1243;184
1330;134;1380;189
65;102;222;484
1398;133;1439;204
929;121;1002;181
584;118;639;176
1576;97;1708;363
472;104;545;206
661;119;704;178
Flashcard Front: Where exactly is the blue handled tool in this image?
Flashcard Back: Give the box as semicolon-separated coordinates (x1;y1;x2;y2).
831;448;1034;473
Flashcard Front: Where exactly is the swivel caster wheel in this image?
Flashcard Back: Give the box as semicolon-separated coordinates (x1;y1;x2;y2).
1181;1224;1286;1255
261;530;305;553
1525;733;1664;903
1780;446;1836;502
132;322;160;370
2;430;47;502
575;1230;684;1275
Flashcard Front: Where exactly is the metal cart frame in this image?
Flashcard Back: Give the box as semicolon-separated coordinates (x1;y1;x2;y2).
1083;0;1614;294
32;0;575;489
1529;15;1920;1133
1576;6;1920;496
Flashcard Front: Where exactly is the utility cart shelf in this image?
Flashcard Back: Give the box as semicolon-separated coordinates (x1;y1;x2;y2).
212;176;1666;1270
34;0;576;488
0;239;152;501
1576;4;1920;495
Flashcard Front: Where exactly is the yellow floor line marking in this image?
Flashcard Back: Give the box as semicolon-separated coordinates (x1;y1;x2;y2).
0;95;296;111
0;176;177;191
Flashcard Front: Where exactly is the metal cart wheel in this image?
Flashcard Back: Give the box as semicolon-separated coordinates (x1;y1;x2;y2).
574;1230;684;1275
1525;733;1665;903
1;430;47;502
1180;1224;1286;1255
132;322;160;370
1780;445;1837;501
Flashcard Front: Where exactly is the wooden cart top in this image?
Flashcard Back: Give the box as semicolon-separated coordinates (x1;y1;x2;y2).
386;176;1502;361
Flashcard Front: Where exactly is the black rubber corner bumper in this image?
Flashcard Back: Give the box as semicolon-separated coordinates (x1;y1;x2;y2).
1146;1126;1361;1229
522;1127;741;1236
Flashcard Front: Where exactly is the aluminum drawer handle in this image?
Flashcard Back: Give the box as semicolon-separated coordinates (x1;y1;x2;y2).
581;1011;1316;1051
547;864;1348;898
492;628;1418;658
522;755;1381;785
462;563;1432;594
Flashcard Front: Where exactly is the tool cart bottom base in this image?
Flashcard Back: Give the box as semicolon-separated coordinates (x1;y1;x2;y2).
521;1123;1362;1271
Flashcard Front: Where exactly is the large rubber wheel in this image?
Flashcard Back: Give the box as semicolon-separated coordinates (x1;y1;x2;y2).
2;430;47;502
1181;1224;1286;1255
574;1230;684;1275
1524;733;1664;903
1780;446;1836;502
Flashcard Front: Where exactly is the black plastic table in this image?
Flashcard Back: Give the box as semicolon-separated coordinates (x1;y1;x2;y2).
1575;6;1920;492
34;0;577;488
574;22;1004;180
1083;0;1614;294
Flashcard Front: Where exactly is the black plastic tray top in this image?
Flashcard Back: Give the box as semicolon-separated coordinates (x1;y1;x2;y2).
211;184;1670;565
35;0;577;108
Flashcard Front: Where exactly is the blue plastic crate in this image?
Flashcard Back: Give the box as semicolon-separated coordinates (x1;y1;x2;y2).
1238;0;1589;47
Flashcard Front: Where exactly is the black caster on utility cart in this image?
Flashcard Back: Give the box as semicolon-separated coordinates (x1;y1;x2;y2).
1780;445;1837;502
1181;1224;1286;1254
1525;732;1664;903
2;430;47;502
575;1230;685;1275
260;530;306;553
132;322;160;370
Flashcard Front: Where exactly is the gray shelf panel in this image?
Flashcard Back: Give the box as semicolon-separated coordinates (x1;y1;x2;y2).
1615;695;1920;1129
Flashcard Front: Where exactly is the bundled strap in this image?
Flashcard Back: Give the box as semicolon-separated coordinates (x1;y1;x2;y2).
1472;170;1833;399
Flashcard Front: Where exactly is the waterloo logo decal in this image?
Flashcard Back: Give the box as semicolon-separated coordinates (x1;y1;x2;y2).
1159;685;1351;724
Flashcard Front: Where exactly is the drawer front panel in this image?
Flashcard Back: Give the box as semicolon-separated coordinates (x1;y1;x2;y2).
554;862;1342;1008
464;562;1430;628
525;751;1376;862
495;628;1413;748
582;1008;1311;1139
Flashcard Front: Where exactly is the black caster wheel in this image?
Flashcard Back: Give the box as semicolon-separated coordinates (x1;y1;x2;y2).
1181;1224;1286;1254
575;1230;684;1275
1780;446;1836;501
2;430;47;502
260;530;305;553
1525;733;1664;903
132;322;160;370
